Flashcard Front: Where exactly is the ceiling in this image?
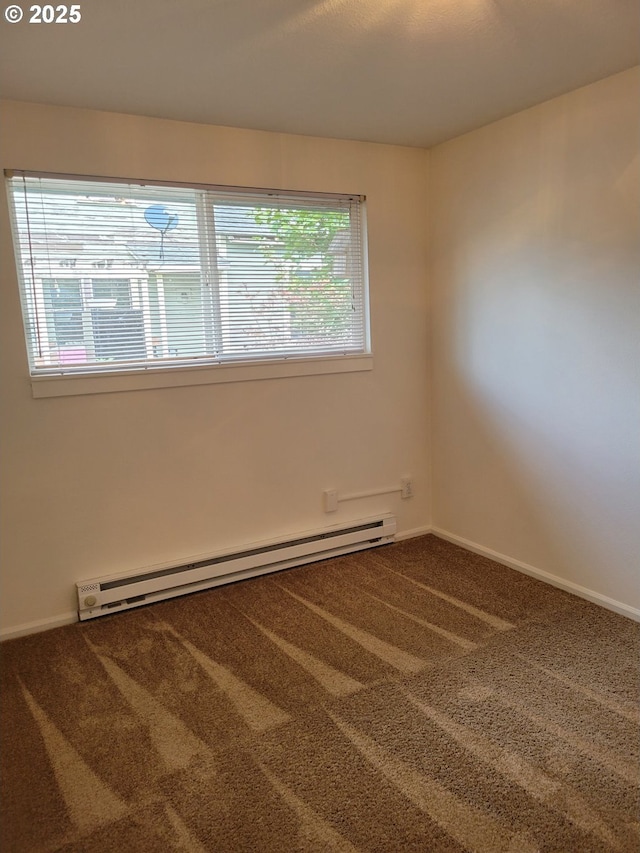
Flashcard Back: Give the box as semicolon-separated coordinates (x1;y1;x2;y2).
1;0;638;147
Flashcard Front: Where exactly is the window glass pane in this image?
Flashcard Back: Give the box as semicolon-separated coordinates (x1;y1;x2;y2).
215;202;356;355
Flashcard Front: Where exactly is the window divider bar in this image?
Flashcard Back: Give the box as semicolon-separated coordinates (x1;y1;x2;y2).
196;191;223;355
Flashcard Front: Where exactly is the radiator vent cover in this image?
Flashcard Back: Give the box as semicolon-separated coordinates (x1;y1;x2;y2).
77;514;396;621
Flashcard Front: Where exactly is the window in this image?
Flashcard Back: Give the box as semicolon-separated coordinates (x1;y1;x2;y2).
6;172;369;389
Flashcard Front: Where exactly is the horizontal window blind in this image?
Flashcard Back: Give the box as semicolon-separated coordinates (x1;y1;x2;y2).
6;172;369;376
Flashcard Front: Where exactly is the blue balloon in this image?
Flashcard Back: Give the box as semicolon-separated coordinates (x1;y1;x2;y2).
144;204;179;232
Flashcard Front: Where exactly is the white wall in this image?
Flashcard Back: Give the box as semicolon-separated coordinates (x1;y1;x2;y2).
430;68;640;613
0;101;431;635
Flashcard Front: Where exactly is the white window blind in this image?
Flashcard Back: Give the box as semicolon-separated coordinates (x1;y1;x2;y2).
6;172;369;377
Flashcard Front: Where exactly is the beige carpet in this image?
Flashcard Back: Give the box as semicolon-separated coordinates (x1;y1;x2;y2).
1;535;639;852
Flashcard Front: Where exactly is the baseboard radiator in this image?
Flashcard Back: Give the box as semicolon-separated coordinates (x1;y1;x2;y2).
77;514;396;621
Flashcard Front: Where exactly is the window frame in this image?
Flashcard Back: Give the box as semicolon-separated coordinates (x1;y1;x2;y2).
6;171;373;397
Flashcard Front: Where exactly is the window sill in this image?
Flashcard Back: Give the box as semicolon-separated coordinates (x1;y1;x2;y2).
30;354;373;398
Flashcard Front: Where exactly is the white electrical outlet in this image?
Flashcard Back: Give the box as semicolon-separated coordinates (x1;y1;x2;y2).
323;489;338;512
401;478;413;499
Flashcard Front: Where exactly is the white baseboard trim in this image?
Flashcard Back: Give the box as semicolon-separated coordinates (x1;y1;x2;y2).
396;525;433;541
431;527;640;623
0;611;78;641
